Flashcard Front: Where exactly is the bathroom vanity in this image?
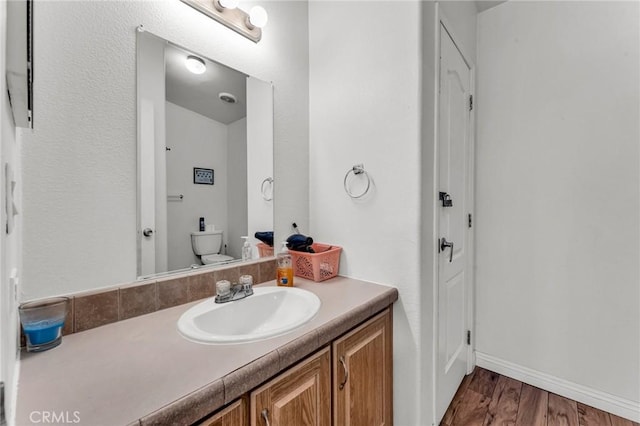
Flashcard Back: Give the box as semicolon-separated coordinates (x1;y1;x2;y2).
15;276;397;425
205;309;391;426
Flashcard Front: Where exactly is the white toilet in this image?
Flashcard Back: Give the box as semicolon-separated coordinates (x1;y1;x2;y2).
190;230;234;265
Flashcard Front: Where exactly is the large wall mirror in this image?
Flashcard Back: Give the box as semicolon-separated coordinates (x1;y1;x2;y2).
137;29;274;278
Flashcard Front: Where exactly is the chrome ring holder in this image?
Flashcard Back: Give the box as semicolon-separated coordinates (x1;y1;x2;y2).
261;177;274;201
343;164;371;199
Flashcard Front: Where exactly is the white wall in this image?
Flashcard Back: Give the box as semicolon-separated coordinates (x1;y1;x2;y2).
21;0;309;300
1;1;22;421
246;77;273;254
310;2;478;423
419;3;439;424
309;2;422;424
476;0;640;413
439;0;477;64
165;102;230;270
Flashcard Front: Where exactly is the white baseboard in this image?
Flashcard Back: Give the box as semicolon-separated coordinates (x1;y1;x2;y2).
475;351;640;423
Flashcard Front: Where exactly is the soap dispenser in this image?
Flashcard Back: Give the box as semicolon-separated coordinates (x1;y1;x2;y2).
241;236;252;261
276;242;294;287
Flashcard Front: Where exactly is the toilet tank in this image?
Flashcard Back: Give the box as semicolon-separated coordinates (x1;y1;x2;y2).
191;230;223;255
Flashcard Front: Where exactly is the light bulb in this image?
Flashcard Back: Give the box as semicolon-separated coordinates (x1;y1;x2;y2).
218;0;239;9
248;6;268;29
185;55;206;75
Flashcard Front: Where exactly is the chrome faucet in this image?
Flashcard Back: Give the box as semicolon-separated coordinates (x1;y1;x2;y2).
214;275;253;304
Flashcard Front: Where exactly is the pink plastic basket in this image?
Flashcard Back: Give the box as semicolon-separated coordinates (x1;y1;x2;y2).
289;243;342;282
256;243;274;258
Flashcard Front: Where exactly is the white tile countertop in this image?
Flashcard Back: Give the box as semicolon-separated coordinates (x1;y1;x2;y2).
15;277;398;426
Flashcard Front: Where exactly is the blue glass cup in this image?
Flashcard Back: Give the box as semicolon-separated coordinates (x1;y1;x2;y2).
19;297;69;352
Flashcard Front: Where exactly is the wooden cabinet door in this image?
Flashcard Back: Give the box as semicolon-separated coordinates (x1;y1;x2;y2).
333;308;393;426
198;397;247;426
250;347;331;426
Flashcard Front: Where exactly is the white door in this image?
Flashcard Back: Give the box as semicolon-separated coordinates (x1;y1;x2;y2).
139;99;156;276
137;31;168;277
436;22;473;422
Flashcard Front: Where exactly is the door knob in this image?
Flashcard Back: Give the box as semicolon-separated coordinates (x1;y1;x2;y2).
143;228;154;237
440;238;454;263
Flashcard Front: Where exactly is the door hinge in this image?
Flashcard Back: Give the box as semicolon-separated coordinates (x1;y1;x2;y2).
466;330;471;345
469;94;473;111
468;213;472;228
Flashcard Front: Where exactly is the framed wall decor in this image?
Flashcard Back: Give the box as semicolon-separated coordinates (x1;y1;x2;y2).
193;167;214;185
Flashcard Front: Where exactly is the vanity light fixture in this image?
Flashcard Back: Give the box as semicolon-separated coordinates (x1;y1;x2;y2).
185;55;207;74
180;0;267;43
217;0;238;9
247;6;268;29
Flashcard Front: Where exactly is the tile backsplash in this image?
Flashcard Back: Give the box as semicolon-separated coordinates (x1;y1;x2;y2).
21;259;277;344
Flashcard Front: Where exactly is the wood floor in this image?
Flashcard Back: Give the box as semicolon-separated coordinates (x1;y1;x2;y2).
441;367;639;426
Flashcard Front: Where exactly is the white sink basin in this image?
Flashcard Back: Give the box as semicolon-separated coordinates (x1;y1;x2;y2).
177;286;321;344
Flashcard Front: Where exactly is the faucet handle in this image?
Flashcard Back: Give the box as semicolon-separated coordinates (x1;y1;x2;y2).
215;280;231;297
239;275;253;292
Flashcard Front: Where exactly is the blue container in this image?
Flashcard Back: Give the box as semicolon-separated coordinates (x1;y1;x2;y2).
19;297;69;352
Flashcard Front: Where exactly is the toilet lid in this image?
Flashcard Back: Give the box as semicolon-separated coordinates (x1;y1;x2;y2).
201;254;234;264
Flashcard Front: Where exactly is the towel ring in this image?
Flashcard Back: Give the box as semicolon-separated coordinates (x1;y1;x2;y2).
344;164;371;199
261;177;274;201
